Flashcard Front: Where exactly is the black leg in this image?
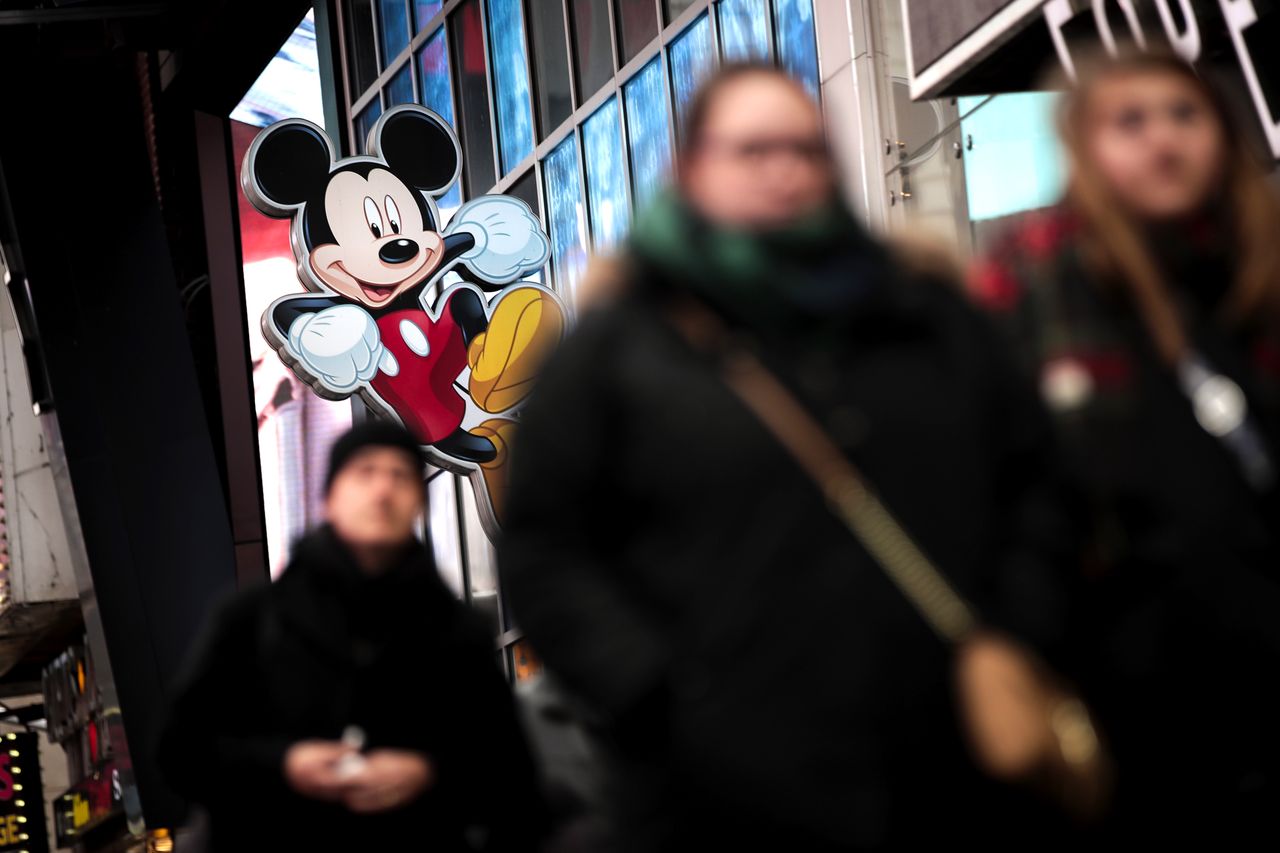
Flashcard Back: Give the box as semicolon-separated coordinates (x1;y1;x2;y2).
449;287;490;345
433;427;497;464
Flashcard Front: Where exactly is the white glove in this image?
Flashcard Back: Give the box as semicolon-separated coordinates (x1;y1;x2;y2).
284;304;398;395
447;195;550;284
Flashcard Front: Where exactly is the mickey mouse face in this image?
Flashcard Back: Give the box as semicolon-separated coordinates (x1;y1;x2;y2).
243;105;463;309
310;166;446;306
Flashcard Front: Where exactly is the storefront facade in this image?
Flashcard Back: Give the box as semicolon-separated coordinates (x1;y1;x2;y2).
239;0;1280;681
2;1;1276;847
238;0;828;681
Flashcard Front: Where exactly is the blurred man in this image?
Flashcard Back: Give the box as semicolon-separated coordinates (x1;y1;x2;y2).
159;421;546;851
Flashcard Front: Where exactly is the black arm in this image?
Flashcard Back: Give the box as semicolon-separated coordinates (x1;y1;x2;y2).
270;294;342;340
443;230;515;293
442;230;476;265
158;591;293;804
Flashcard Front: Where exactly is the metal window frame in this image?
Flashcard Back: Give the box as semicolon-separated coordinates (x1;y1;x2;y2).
611;0;664;69
449;0;502;198
340;0;752;198
375;0;415;73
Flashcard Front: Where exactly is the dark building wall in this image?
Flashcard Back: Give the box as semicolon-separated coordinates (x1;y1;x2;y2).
0;50;238;826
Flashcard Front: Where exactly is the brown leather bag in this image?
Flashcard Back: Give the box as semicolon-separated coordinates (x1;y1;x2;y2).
667;297;1114;822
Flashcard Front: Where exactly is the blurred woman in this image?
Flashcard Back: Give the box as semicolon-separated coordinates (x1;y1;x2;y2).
501;64;1081;851
972;50;1280;841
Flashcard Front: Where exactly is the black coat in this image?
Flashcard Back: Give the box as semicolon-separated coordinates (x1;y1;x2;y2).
158;526;546;852
978;211;1280;842
498;251;1081;851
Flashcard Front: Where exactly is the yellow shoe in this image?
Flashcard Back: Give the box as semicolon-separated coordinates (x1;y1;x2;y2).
470;418;518;524
468;287;564;413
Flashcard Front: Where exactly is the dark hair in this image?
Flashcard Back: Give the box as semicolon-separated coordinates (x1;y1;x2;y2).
325;420;427;493
679;61;818;155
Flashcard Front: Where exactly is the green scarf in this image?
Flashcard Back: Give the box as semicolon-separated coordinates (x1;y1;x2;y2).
627;190;877;334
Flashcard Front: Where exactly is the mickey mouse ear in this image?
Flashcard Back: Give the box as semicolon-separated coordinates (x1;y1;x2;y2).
370;105;462;196
242;120;335;214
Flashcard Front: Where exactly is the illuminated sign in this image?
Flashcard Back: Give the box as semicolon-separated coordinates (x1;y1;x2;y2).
0;732;48;852
903;0;1280;158
242;105;565;538
51;762;123;849
42;640;99;745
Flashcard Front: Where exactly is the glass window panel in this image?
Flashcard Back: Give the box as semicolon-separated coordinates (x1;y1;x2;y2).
615;0;659;66
582;97;630;249
457;477;500;639
231;10;324;129
345;0;380;97
413;0;443;32
507;169;541;221
570;0;614;104
451;1;498;195
719;0;771;62
386;63;415;105
669;13;715;138
664;0;698;24
544;135;588;298
527;0;574;138
958;93;1066;221
378;0;411;67
775;0;820;97
506;170;544;283
427;472;464;598
417;28;462;219
487;0;535;174
355;96;383;153
623;57;673;211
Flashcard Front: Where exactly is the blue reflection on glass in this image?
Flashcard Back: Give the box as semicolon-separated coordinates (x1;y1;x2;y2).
387;64;414;106
582;98;631;249
958;93;1066;221
487;0;535;174
356;98;383;154
669;14;715;135
775;0;820;97
231;10;323;128
378;0;410;67
623;58;673;212
414;1;443;32
544;136;588;296
417;28;461;219
719;0;770;61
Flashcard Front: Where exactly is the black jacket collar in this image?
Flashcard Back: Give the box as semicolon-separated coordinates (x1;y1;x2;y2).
271;525;458;663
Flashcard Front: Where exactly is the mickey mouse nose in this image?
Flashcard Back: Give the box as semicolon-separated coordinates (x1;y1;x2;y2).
379;238;419;264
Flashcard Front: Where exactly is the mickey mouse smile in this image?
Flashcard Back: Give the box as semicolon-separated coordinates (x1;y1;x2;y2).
329;248;436;305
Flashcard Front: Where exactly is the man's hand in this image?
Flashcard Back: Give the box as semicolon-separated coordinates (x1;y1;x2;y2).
283;740;354;802
341;749;434;814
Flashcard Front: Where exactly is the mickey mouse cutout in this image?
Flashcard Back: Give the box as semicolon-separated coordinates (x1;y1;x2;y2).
242;105;564;537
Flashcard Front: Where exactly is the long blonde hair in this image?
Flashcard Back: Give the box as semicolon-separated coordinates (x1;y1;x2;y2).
1058;50;1280;364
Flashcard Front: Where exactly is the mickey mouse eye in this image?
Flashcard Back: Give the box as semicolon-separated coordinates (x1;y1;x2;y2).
363;196;383;239
384;196;402;235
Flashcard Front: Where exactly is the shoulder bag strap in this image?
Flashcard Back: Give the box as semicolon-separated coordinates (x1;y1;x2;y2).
667;296;978;645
